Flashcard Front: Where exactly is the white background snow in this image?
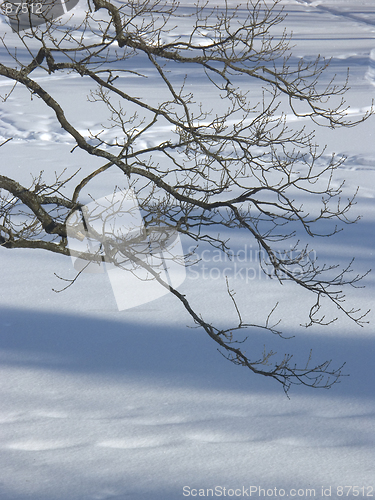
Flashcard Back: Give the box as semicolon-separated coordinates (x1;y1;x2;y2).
0;0;374;499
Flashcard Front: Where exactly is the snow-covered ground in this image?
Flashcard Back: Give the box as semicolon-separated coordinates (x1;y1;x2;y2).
0;1;374;499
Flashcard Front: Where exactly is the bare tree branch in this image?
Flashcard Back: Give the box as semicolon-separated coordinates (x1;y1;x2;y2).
0;0;372;394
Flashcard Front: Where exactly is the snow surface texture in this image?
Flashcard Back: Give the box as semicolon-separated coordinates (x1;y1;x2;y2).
0;1;375;499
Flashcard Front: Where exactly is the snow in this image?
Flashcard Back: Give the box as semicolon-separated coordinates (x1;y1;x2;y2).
0;1;375;499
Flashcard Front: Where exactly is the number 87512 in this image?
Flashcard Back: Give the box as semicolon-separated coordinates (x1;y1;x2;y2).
1;2;43;15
